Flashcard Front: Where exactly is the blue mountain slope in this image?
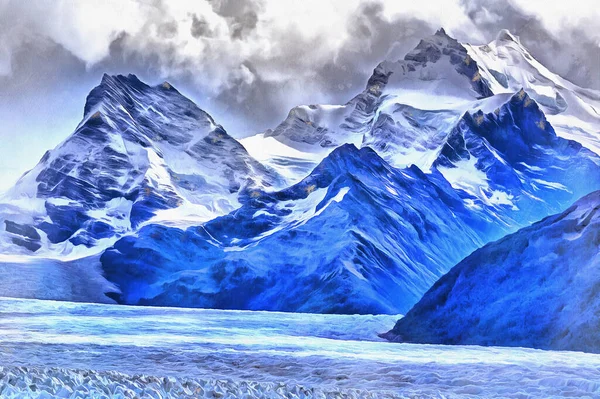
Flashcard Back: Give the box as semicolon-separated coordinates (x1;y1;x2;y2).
101;144;490;314
382;190;600;353
433;90;600;227
99;92;600;315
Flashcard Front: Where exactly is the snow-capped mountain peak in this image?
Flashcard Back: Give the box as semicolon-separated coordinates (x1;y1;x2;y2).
241;29;497;184
380;27;494;101
0;74;282;257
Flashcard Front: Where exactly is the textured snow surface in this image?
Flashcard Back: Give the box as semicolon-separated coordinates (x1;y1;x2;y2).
0;367;405;399
1;298;600;398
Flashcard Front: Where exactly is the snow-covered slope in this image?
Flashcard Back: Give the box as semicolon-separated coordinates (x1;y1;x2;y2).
463;29;600;155
433;89;600;227
0;74;282;257
100;144;492;314
382;190;600;353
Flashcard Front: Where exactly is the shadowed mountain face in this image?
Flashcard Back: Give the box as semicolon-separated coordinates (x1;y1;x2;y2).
101;144;489;314
382;190;600;353
433;89;600;227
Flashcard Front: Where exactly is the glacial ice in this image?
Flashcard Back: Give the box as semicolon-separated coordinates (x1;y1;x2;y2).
1;297;599;398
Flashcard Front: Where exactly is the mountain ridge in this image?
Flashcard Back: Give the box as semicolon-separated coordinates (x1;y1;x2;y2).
381;190;600;353
1;28;599;319
100;143;489;314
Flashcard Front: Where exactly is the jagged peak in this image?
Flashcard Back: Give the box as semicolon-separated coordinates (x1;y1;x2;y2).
307;144;380;178
100;73;146;89
496;29;520;44
84;74;150;116
403;29;459;64
461;89;542;122
509;88;538;109
434;27;450;38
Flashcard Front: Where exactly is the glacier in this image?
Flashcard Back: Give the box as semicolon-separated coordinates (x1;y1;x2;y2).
1;297;600;398
1;26;600;398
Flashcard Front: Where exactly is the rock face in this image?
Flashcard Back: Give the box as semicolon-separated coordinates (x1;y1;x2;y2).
382;190;600;353
0;74;282;255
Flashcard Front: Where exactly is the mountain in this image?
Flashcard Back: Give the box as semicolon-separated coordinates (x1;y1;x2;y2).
381;190;600;353
241;28;600;182
463;30;600;154
1;29;600;316
241;28;496;183
100;144;490;314
98;90;600;314
242;27;600;241
433;89;600;226
0;74;282;256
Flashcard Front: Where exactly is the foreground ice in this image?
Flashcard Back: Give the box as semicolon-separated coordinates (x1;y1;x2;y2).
1;297;599;398
0;367;401;399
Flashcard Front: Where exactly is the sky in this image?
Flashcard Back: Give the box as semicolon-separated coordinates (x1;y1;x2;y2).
0;0;599;192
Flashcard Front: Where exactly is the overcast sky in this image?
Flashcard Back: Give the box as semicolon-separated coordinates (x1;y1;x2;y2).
0;0;599;191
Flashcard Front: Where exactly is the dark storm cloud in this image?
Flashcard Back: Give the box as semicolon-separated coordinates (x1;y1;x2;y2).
205;1;438;133
190;14;213;38
157;21;179;39
209;0;261;39
230;11;258;40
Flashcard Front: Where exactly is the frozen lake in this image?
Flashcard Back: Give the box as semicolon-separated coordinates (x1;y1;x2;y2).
1;297;599;398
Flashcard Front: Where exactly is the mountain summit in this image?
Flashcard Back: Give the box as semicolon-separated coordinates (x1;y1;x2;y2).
0;74;281;255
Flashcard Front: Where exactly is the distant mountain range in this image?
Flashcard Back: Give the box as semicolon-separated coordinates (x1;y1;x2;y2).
1;29;599;316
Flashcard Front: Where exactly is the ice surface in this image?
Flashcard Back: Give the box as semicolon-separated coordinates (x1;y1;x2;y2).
1;298;600;398
0;367;405;399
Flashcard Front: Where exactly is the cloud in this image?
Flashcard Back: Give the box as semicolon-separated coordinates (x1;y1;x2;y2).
190;14;213;38
0;0;598;142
